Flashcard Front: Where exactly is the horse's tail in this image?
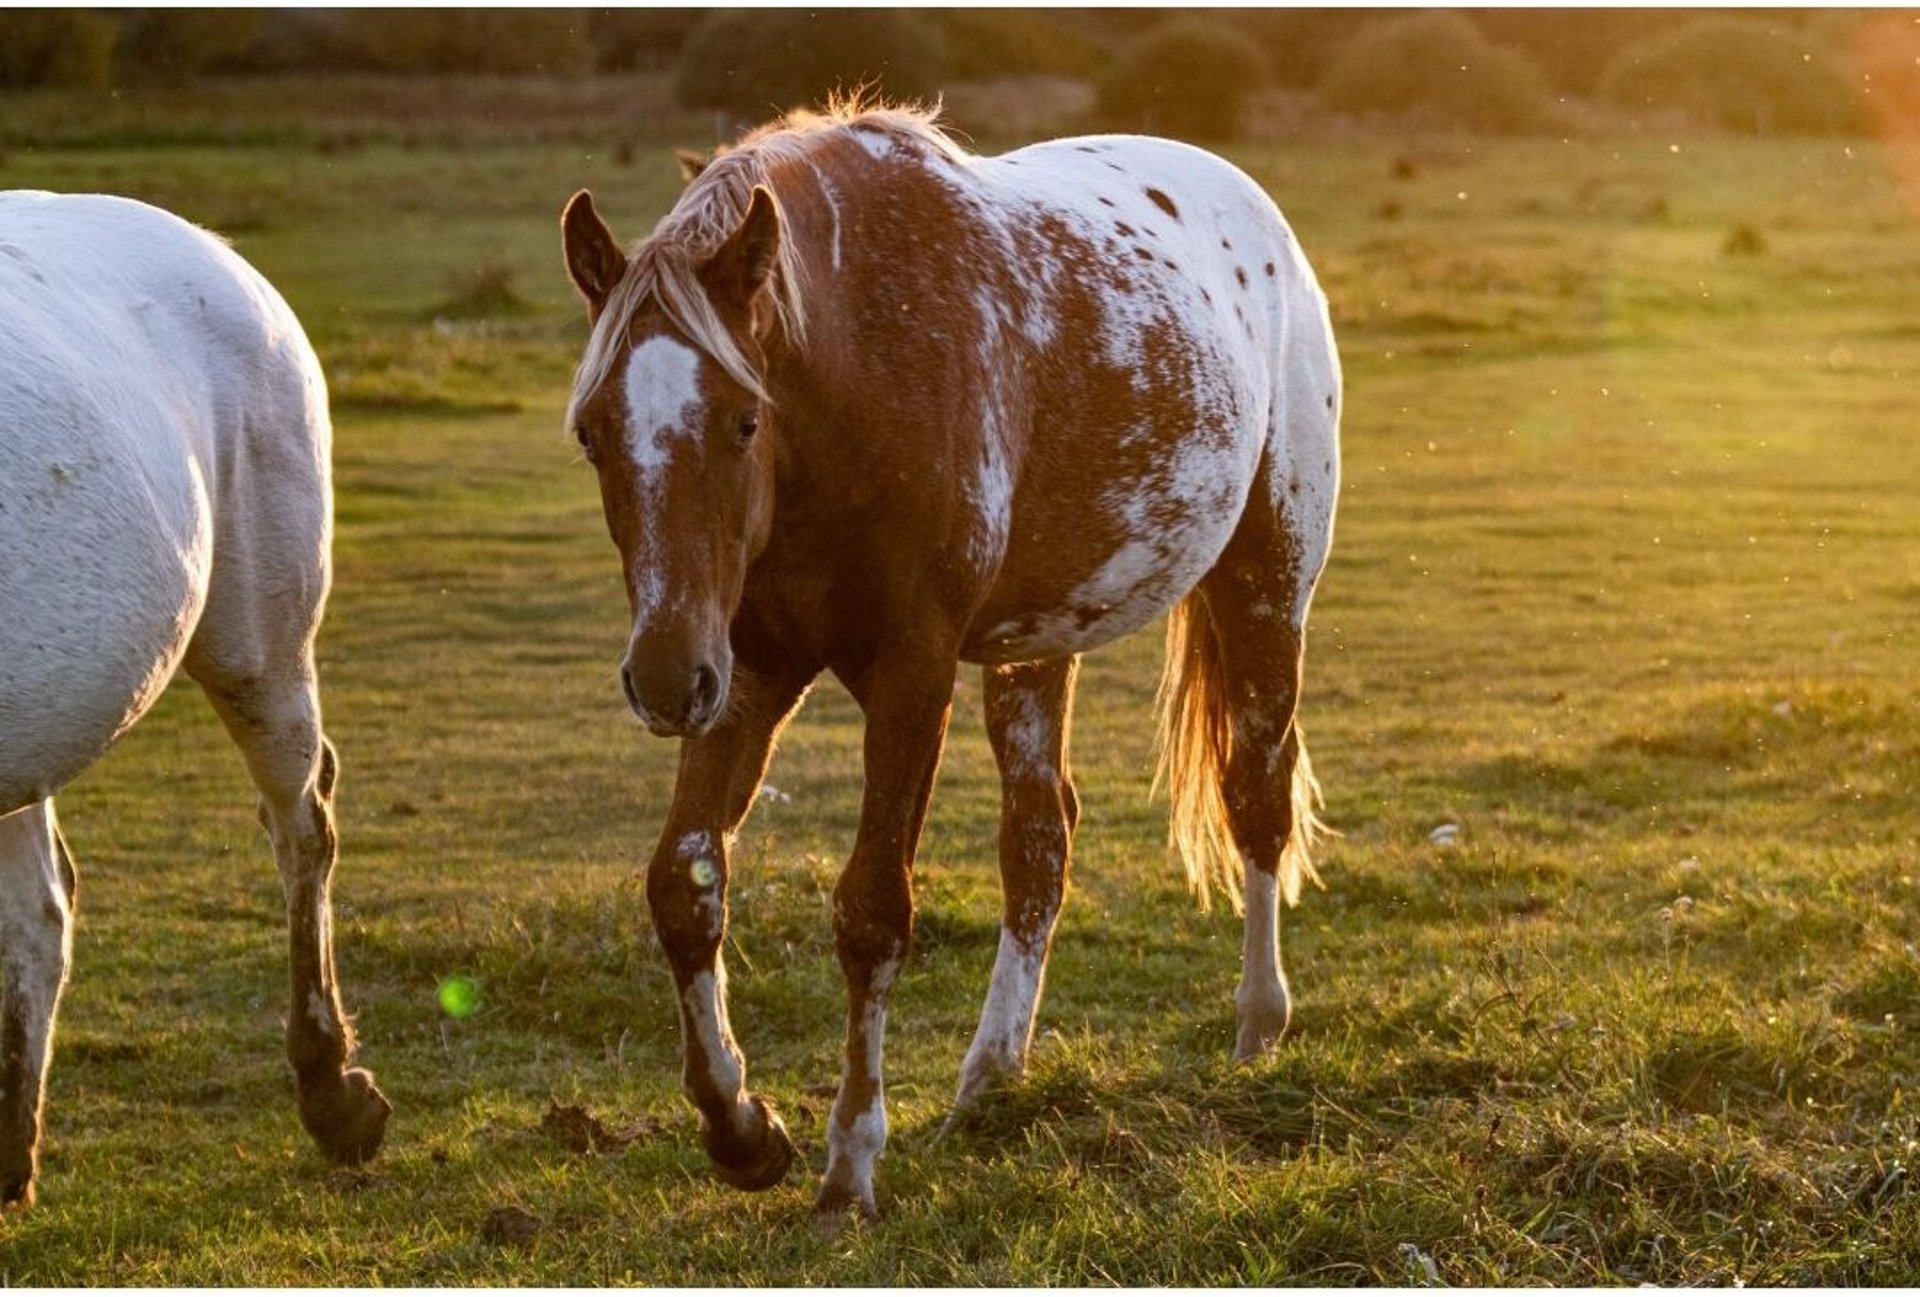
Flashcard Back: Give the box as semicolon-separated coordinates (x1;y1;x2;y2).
1152;595;1326;914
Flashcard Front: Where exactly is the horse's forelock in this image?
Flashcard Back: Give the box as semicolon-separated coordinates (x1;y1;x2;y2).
567;99;966;433
566;171;802;429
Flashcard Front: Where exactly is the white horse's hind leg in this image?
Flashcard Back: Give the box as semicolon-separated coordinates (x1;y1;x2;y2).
182;317;385;1162
187;656;390;1164
0;801;75;1209
953;656;1080;1112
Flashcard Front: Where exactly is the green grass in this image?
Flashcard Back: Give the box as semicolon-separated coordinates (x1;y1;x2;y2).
3;88;1919;1283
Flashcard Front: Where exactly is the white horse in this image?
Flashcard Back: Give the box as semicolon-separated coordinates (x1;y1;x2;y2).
0;191;388;1210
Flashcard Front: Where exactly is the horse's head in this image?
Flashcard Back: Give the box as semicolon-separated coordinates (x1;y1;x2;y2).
561;187;784;738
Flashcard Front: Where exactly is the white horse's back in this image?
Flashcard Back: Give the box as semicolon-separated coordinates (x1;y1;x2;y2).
0;192;330;812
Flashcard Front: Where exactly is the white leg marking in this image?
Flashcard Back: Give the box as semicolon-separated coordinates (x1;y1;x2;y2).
682;964;749;1126
1234;862;1290;1060
825;956;899;1209
956;929;1046;1105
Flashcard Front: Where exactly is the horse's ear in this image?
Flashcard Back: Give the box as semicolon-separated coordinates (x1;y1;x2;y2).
561;189;626;312
699;186;782;313
674;148;709;184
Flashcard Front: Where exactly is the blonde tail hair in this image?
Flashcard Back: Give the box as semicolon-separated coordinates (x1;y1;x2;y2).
1151;597;1327;914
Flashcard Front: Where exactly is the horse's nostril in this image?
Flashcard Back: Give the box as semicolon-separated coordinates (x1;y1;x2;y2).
621;665;642;711
690;664;721;720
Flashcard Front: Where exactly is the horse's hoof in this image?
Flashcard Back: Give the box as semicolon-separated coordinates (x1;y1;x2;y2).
950;1059;1003;1115
1233;992;1292;1063
300;1067;392;1165
0;1170;36;1213
704;1095;795;1192
813;1179;879;1225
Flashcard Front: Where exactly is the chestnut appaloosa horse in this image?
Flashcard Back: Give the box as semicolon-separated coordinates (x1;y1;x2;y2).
0;192;388;1211
560;102;1340;1218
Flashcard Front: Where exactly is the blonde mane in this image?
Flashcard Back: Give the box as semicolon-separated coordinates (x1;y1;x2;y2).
566;98;969;425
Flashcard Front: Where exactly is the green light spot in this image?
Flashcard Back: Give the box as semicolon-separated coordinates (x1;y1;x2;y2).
438;974;479;1019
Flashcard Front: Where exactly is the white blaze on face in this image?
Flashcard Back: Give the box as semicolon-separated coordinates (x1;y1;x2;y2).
620;336;707;624
623;335;706;470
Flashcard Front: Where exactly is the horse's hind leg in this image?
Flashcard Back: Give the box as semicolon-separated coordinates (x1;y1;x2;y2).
187;651;389;1164
0;801;75;1209
1198;460;1334;1061
952;655;1080;1112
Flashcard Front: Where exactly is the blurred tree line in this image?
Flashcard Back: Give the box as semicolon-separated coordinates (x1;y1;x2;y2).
0;8;1909;139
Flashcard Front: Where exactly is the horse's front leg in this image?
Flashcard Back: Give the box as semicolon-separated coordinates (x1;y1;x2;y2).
646;665;811;1191
817;658;956;1220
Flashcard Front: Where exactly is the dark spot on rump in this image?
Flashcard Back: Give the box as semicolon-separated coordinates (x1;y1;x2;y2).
1076;145;1100;154
1235;267;1249;289
1264;261;1276;277
1097;196;1116;207
1145;187;1180;220
1288;476;1301;495
1325;394;1335;410
1106;162;1125;173
1115;221;1134;236
1134;247;1154;261
1221;237;1232;250
1201;288;1212;303
1163;258;1178;271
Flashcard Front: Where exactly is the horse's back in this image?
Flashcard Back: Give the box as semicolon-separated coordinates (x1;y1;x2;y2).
0;192;326;811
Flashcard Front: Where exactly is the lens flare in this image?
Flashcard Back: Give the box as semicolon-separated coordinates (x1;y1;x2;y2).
438;974;480;1019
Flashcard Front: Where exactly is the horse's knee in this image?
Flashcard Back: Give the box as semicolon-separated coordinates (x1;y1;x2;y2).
647;831;726;970
831;871;913;981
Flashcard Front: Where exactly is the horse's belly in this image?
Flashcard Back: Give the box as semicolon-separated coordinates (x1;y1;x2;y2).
962;419;1258;664
0;423;212;810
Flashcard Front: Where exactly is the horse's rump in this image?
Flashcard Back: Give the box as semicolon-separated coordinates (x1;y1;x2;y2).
0;192;330;809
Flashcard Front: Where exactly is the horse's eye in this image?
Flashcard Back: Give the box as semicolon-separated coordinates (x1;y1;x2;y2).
736;412;760;444
574;423;597;461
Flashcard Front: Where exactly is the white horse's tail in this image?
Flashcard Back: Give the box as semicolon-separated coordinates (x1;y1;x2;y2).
1151;596;1326;914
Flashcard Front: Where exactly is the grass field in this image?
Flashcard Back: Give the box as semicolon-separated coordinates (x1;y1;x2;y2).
2;85;1918;1283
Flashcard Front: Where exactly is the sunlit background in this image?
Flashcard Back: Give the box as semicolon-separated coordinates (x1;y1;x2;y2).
4;8;1920;1286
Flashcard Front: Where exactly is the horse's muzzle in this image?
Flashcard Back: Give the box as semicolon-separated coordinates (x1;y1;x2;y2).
622;659;725;738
